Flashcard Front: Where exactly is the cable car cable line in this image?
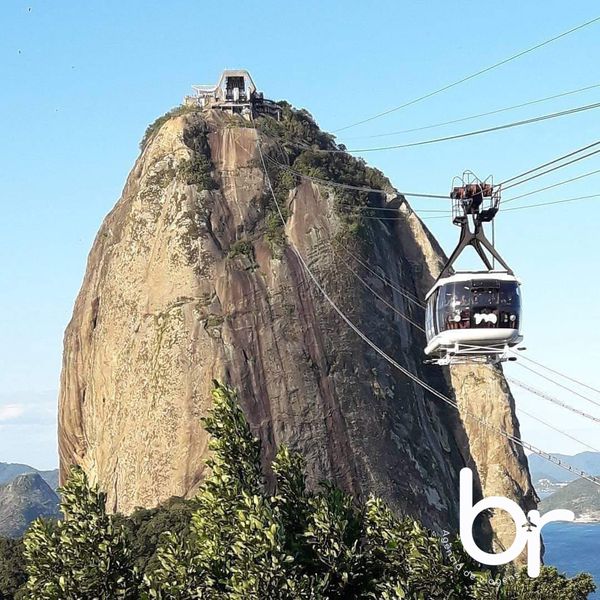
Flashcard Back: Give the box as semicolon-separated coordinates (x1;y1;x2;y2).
500;146;600;192
336;256;425;331
517;404;600;454
508;376;600;426
502;167;600;204
476;345;600;408
503;193;600;211
514;362;600;411
338;192;600;219
499;140;600;186
333;13;600;133
288;188;600;220
283;101;600;154
256;135;600;487
509;351;600;395
394;193;600;221
342;83;600;140
336;243;426;309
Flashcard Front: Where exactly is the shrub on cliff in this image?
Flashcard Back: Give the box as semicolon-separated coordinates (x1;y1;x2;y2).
177;154;219;189
258;105;391;243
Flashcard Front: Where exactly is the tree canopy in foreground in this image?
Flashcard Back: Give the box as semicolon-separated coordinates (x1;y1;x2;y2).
2;383;593;600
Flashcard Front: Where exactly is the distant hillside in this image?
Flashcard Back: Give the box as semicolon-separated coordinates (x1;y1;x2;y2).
528;452;600;484
540;477;600;522
0;473;61;538
0;462;58;490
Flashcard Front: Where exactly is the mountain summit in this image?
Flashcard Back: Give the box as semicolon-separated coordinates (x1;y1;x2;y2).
0;473;60;538
58;91;536;553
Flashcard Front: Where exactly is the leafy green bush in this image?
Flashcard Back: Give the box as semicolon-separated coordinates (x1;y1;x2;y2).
114;497;197;577
258;103;336;151
0;537;26;599
8;383;596;599
142;383;597;600
264;205;290;257
22;467;140;599
177;155;218;189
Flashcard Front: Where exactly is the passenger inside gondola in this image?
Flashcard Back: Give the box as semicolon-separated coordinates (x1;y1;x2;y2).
473;308;498;328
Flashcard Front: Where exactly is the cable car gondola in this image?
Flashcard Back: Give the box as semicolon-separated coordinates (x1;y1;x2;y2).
424;172;523;365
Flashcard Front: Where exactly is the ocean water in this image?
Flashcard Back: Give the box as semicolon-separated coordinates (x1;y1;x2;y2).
543;522;600;598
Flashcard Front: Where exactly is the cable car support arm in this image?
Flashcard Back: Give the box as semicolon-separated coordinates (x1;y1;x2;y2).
437;172;513;280
440;218;513;278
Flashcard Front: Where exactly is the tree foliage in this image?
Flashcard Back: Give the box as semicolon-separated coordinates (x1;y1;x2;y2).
6;382;596;599
0;537;26;599
22;467;140;599
141;382;596;600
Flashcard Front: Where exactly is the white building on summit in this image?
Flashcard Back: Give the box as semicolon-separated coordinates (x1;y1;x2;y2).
184;70;281;120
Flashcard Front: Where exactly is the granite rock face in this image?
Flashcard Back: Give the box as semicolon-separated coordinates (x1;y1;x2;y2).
58;108;536;552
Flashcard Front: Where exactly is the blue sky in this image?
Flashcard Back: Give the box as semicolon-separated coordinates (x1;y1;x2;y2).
1;0;599;471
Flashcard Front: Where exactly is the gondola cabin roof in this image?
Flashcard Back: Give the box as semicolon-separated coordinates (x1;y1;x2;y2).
425;271;521;301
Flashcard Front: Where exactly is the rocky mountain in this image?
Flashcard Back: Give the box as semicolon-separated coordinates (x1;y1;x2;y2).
0;473;60;538
540;477;600;522
0;462;59;491
58;102;536;554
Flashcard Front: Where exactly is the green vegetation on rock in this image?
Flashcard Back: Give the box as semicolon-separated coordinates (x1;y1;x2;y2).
140;101;395;259
227;239;255;261
179;119;219;190
177;154;218;189
257;103;392;242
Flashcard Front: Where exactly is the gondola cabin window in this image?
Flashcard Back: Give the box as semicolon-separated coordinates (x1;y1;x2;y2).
431;278;521;336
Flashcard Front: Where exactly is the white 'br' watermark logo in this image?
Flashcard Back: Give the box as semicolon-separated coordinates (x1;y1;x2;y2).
459;468;574;577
